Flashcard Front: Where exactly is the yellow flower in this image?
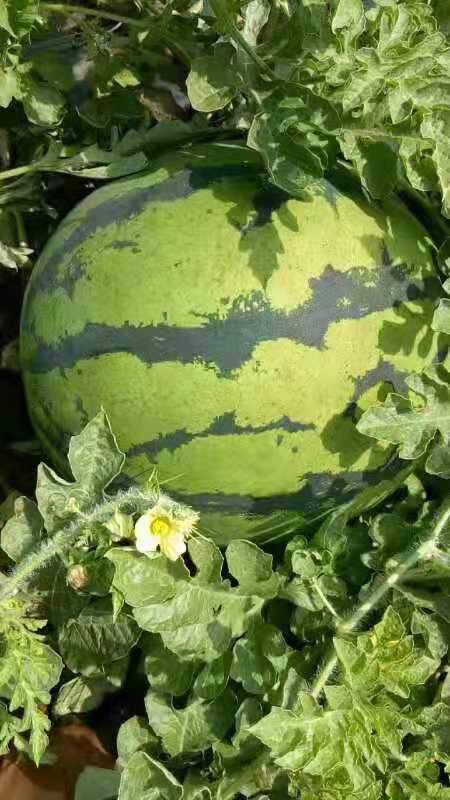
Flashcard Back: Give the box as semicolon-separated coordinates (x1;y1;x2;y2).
134;504;199;561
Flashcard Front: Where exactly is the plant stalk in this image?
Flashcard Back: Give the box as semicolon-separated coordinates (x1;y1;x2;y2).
40;3;151;29
0;486;161;604
312;497;450;699
208;0;277;81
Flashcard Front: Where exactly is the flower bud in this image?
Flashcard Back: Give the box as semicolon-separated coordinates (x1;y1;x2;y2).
67;564;89;591
105;509;134;541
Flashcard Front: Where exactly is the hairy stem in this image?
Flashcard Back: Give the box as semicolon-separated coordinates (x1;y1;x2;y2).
0;486;161;604
312;498;450;699
40;3;151;28
311;578;341;621
208;0;276;81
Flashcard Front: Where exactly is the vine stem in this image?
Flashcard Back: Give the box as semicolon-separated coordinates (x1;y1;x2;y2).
208;0;277;81
40;3;151;29
0;164;35;181
0;486;164;605
311;577;341;620
311;498;450;700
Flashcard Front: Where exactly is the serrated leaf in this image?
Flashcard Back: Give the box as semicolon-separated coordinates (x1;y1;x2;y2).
188;536;223;584
0;613;63;763
248;89;339;198
0;68;21;108
251;689;412;794
421;110;450;217
132;536;264;662
0;241;33;270
193;651;231;700
134;577;262;662
36;411;125;531
0;3;14;35
68;411;125;494
338;606;440;698
340;136;398;198
411;610;448;661
53;675;113;716
2;0;39;39
387;752;450;799
243;0;270;47
248;109;324;197
357;362;450;475
113;67;141;88
183;771;214;800
332;0;365;44
432;297;450;335
215;751;276;800
146;689;237;757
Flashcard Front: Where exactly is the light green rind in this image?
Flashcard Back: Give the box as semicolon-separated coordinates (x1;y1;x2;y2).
21;143;440;543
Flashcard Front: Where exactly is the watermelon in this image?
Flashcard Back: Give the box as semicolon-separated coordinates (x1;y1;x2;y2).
20;143;440;544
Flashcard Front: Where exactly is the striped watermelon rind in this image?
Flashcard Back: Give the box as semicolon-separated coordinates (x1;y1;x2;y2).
21;143;440;543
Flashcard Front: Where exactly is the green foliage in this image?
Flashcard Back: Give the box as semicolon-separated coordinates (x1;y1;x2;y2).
117;537;268;662
0;597;63;764
2;1;450;796
1;0;449;281
75;767;121;800
183;0;450;218
0;410;196;764
119;752;182;800
1;496;42;562
358;358;450;477
58;598;140;676
1;410;450;800
145;690;237;757
36;410;125;532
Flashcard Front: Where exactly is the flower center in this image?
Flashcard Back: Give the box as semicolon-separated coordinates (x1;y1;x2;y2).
151;516;172;538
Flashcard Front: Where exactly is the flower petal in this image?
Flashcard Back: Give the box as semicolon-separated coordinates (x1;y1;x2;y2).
135;512;151;539
136;531;160;554
135;514;160;554
160;530;187;561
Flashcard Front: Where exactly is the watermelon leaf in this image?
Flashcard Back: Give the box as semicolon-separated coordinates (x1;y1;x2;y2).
75;767;121;800
116;716;160;768
118;752;182;800
36;410;125;531
132;563;264;662
1;495;43;562
57;598;140;676
0;597;63;764
142;633;197;697
187;52;238;113
67;410;125;495
432;277;450;335
357;360;450;477
145;689;237;757
230;619;290;696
